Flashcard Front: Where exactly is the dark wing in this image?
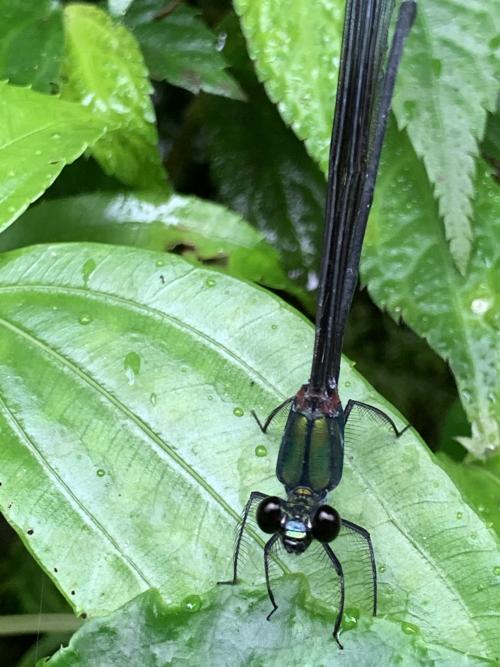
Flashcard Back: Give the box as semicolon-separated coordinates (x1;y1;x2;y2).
309;0;416;390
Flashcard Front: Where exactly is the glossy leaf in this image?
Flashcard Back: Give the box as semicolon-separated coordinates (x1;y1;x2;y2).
0;192;300;296
392;0;498;273
234;0;498;273
234;0;342;173
0;82;106;235
365;126;500;457
61;4;167;190
0;244;498;658
0;0;63;93
124;1;243;100
40;582;489;666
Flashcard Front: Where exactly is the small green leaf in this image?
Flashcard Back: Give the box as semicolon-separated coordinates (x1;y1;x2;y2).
124;1;244;100
365;125;500;457
0;192;299;296
0;81;106;234
61;4;167;190
392;0;499;273
0;0;63;93
0;244;498;657
39;582;490;666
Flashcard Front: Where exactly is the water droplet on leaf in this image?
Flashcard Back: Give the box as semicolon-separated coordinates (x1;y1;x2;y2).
96;469;106;477
183;594;202;613
124;352;141;385
255;445;267;457
401;622;419;635
233;407;244;417
79;313;92;325
82;258;96;286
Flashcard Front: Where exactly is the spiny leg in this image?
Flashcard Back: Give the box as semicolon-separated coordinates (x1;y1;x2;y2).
342;518;377;616
323;544;345;650
251;397;293;433
344;399;409;438
218;491;266;585
264;533;280;621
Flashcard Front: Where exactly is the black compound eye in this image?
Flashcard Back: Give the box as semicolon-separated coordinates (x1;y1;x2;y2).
311;505;341;543
256;496;283;534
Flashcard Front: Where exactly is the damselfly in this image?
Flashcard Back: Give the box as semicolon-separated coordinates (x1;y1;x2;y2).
220;0;416;648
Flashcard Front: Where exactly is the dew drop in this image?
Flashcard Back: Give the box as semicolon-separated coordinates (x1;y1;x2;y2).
342;607;359;631
379;565;386;573
183;594;202;613
124;351;141;385
206;278;216;288
344;381;351;388
233;407;244;417
493;566;500;576
82;258;96;286
255;445;267;457
478;504;485;513
150;392;157;406
51;132;61;139
456;511;463;519
401;622;419;635
79;313;92;325
96;469;106;477
35;149;42;156
271;324;278;330
155;258;165;268
215;32;227;51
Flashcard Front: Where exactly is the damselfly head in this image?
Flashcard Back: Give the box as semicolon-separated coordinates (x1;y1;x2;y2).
282;518;312;554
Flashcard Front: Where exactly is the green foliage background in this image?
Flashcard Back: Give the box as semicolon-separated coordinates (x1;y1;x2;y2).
0;0;498;664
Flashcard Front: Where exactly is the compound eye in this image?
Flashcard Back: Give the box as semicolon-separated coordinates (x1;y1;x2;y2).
256;496;283;534
311;505;341;543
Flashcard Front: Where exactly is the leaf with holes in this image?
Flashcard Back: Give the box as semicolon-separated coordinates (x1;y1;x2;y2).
0;0;63;92
123;1;243;100
61;4;167;190
0;82;106;235
0;192;301;299
0;244;498;659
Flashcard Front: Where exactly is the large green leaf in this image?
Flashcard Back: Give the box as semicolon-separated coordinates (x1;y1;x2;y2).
234;0;498;273
0;244;498;658
365;127;500;457
40;583;491;666
0;192;300;297
391;0;499;273
61;4;167;190
123;1;243;100
0;82;106;235
0;0;63;93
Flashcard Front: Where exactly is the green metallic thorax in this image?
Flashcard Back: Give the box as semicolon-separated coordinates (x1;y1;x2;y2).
276;384;344;495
